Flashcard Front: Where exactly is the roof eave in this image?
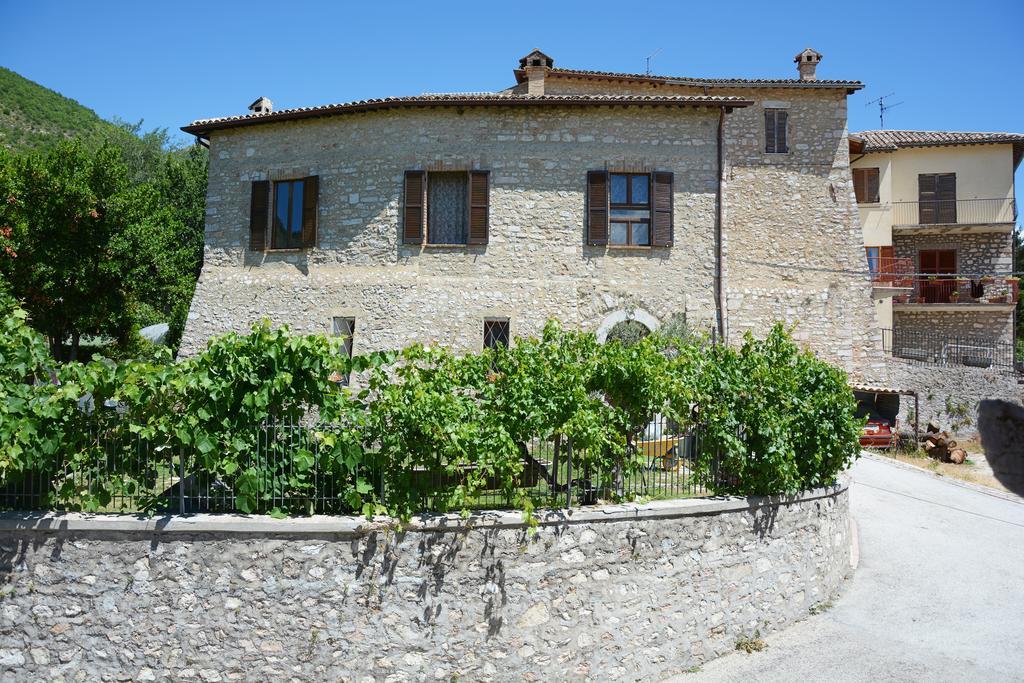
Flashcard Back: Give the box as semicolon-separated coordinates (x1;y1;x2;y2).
181;96;754;137
514;68;864;92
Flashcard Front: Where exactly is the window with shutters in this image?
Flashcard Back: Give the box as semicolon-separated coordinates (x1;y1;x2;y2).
764;109;789;154
854;168;880;203
332;316;356;385
405;170;489;246
609;173;651;246
865;246;880;274
483;318;510;351
269;177;318;250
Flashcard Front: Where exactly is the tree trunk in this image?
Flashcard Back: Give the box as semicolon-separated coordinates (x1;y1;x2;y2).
70;331;80;362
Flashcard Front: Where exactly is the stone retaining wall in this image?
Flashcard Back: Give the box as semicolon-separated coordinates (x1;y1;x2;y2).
0;486;852;682
887;359;1023;438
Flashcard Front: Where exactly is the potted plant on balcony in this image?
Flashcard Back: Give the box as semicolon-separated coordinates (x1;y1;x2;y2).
949;290;961;303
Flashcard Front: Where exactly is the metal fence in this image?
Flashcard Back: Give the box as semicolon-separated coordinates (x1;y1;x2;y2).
881;327;1018;372
0;415;725;515
891;197;1016;226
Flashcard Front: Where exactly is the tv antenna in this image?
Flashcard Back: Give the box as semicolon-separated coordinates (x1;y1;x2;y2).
865;93;903;129
645;48;662;76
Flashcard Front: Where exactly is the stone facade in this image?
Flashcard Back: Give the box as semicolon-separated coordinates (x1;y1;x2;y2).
888;359;1022;437
180;52;884;381
893;309;1014;347
893;232;1013;280
0;486;852;681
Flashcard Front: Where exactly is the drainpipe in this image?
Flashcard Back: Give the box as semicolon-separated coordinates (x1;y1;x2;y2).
714;106;726;340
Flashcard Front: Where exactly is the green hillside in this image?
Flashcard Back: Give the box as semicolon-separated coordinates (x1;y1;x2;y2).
0;66;121;152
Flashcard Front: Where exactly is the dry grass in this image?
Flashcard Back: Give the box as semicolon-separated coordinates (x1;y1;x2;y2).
875;449;1007;493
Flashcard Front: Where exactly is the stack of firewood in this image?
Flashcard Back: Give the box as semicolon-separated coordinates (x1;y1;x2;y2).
923;422;967;464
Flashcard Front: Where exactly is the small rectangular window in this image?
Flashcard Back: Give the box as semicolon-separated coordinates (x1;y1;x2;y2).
854;168;880;203
332;316;355;385
272;179;305;249
427;171;468;245
483;318;510;351
764;109;789;154
608;173;651;246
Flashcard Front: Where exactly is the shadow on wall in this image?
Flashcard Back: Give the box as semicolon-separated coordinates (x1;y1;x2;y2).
978;399;1024;496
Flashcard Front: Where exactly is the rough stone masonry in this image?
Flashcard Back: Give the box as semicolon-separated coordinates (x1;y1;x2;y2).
179;49;885;383
0;486;851;681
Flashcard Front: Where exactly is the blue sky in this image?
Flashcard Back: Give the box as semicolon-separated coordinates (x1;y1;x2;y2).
3;0;1023;194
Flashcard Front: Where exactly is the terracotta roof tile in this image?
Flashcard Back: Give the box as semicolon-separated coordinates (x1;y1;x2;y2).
182;93;753;135
513;67;863;90
854;130;1024;152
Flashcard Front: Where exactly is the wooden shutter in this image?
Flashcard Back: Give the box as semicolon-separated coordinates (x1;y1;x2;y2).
586;171;609;245
468;171;489;245
775;110;788;153
854;168;880;203
403;171;425;244
936;173;956;223
249;180;270;251
301;175;318;248
651;171;673;247
918;174;937;224
765;111;776;153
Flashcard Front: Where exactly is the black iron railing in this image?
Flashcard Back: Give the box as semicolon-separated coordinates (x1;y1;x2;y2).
881;327;1017;372
0;415;726;514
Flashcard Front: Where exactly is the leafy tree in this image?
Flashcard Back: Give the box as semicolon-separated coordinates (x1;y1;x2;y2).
0;140;203;360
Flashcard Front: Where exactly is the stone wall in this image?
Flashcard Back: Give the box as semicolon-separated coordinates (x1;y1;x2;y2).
892;309;1014;347
0;487;852;681
893;232;1013;277
888;359;1023;437
181;85;884;380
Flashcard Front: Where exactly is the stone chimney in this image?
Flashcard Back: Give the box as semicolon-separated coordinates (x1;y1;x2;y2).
519;49;554;96
793;48;822;81
248;96;273;115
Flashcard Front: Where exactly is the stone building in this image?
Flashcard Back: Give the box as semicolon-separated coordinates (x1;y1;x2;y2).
180;48;884;380
850;130;1024;430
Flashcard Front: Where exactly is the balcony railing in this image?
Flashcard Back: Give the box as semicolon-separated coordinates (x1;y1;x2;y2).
892;275;1019;305
881;328;1017;372
891;197;1016;227
868;256;914;288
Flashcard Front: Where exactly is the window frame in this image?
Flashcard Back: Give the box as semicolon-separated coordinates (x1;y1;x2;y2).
331;316;356;385
425;170;470;247
865;246;880;274
608;172;652;247
271;178;306;250
483;317;511;352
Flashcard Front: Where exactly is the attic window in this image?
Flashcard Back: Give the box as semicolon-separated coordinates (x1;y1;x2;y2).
532;59;541;66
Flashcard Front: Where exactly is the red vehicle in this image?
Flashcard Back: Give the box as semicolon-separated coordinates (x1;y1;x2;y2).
853;386;903;450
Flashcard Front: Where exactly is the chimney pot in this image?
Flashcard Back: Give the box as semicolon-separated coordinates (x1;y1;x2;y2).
793;48;822;81
518;49;554;96
248;96;273;115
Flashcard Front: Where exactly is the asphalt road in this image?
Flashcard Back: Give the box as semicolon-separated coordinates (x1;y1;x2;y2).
671;456;1024;682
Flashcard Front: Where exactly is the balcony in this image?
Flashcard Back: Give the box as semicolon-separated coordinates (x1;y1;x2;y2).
868;256;914;297
891;198;1015;234
881;328;1017;373
892;275;1019;310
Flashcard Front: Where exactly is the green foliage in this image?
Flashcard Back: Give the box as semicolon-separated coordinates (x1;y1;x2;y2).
0;66;124;153
0;138;206;360
0;301;862;516
605;320;650;347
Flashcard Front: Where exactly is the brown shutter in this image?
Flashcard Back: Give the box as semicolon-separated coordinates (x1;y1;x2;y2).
651;171;673;247
468;171;489;244
249;180;270;251
918;174;937;224
775;110;788;153
586;170;609;245
301;175;318;248
853;169;865;202
764;111;776;153
403;171;425;244
866;168;879;203
936;173;956;223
